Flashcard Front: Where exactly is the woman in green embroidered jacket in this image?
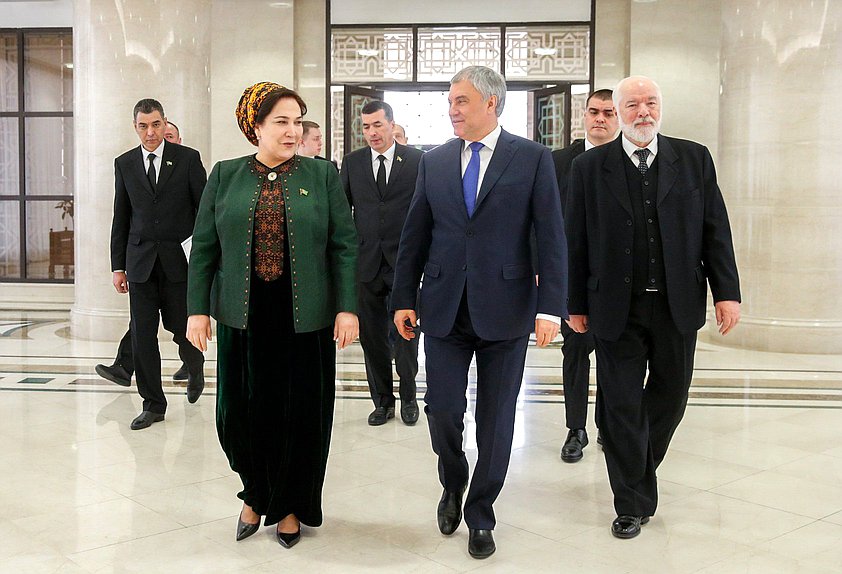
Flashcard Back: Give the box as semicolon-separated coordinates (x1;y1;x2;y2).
186;83;358;549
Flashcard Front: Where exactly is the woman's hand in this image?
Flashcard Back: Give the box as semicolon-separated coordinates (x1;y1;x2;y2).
187;314;212;352
334;312;359;350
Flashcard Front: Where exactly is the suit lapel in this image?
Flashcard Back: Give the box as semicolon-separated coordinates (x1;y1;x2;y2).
135;147;155;197
602;138;633;216
156;142;176;193
656;134;678;206
360;149;380;199
386;144;406;195
475;129;516;212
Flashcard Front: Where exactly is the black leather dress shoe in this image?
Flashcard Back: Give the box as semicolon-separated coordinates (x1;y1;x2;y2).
186;370;204;404
367;405;395;426
173;364;189;381
95;363;131;387
560;428;589;463
468;529;495;559
437;487;465;535
130;411;165;430
276;527;301;548
236;513;260;541
401;400;419;425
611;515;649;539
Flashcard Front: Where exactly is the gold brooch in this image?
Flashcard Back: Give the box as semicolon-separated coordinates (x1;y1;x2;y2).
299;188;309;196
267;172;278;181
396;156;403;162
166;160;173;166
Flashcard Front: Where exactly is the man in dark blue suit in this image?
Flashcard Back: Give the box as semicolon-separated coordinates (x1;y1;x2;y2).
391;66;568;558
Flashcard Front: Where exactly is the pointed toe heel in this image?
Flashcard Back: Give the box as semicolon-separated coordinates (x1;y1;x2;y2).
236;514;260;541
276;527;301;548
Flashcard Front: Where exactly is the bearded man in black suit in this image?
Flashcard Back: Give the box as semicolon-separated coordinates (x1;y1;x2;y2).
110;98;207;430
566;76;741;539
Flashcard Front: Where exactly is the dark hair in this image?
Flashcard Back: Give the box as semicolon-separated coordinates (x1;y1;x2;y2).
255;88;307;126
166;121;180;135
587;89;613;106
302;120;320;136
133;98;164;121
361;100;393;122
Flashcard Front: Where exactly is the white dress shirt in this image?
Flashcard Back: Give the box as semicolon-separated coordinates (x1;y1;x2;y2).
621;133;658;168
462;124;560;327
140;140;165;183
460;124;501;196
370;141;396;183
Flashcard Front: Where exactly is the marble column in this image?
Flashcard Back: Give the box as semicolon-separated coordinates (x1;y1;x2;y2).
715;0;842;353
71;0;211;340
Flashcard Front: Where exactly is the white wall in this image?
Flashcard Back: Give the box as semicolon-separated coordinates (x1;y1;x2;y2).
628;0;721;158
209;0;296;164
331;0;591;24
0;0;72;27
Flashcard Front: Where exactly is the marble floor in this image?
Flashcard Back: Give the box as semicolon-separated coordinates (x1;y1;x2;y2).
2;311;842;573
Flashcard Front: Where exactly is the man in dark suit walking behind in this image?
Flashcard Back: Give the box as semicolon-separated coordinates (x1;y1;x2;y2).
553;88;618;463
566;76;741;539
392;66;567;558
110;99;207;430
341;101;424;426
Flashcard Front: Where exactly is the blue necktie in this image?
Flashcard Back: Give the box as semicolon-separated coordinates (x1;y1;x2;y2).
462;141;484;217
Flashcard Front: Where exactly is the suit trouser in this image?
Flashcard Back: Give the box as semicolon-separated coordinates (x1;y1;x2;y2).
115;328;134;375
358;261;419;408
560;321;595;430
594;292;696;517
129;258;204;414
424;293;529;530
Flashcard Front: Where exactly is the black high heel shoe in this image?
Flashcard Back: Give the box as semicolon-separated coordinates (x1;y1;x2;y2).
236;512;260;541
276;525;301;548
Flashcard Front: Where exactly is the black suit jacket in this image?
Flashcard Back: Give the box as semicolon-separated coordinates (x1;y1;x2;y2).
552;138;585;216
110;141;207;283
341;143;424;283
566;134;741;340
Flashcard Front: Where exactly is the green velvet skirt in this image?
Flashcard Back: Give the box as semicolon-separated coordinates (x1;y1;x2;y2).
216;271;335;527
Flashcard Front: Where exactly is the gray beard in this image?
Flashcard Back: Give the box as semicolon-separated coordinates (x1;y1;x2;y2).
623;123;658;144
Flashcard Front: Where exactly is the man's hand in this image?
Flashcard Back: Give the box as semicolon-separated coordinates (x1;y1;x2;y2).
394;309;417;340
566;314;589;333
715;300;740;335
187;314;212;352
112;271;128;293
334;312;359;350
535;318;559;347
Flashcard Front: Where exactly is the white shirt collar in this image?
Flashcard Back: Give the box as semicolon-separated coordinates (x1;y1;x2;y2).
370;141;396;163
621;133;658;163
141;140;165;160
463;124;501;154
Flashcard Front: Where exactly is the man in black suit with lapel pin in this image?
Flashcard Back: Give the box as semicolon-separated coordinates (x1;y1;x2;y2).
110;98;207;430
97;120;190;388
566;76;741;538
552;88;618;463
392;66;567;558
341;101;424;426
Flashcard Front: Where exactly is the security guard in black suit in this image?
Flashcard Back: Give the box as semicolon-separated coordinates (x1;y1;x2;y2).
340;101;424;426
110;99;207;430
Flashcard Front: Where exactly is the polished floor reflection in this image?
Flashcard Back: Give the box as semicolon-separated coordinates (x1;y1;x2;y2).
2;311;842;573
